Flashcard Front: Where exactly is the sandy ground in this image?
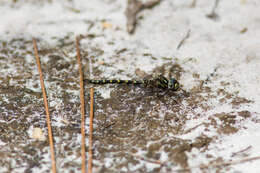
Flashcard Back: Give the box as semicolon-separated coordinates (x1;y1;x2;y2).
0;0;260;172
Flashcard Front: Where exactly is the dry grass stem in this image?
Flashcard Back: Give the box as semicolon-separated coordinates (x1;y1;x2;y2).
76;36;86;173
88;88;94;173
32;38;57;173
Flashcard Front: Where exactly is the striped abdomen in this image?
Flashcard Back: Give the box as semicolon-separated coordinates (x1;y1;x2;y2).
85;79;143;85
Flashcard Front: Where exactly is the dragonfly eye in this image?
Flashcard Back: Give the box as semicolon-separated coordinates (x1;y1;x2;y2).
169;78;179;91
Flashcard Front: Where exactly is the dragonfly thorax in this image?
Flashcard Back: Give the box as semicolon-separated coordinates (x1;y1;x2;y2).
168;78;179;91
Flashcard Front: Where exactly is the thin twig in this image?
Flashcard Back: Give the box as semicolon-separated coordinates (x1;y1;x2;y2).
177;29;191;50
133;154;165;165
88;88;94;173
125;0;161;34
231;145;252;157
32;38;57;173
183;123;205;134
206;0;220;20
76;36;86;173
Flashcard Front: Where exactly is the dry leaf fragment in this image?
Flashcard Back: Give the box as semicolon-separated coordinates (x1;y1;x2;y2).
32;127;46;141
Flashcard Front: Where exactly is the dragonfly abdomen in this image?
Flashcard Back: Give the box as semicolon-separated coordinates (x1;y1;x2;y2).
85;79;143;85
84;75;180;91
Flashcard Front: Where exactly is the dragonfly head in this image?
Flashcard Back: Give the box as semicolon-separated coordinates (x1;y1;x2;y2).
168;78;179;91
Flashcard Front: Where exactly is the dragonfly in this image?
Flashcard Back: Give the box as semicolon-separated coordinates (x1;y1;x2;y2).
84;75;180;91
